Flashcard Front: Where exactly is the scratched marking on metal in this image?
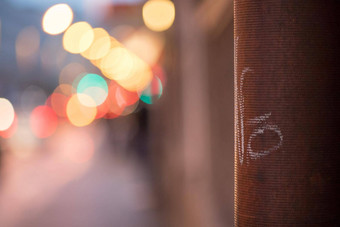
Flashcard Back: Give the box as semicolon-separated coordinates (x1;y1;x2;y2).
247;112;283;161
235;40;283;165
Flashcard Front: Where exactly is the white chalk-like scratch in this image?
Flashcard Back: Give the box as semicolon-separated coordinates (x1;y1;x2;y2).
236;67;251;165
247;114;283;162
235;38;283;165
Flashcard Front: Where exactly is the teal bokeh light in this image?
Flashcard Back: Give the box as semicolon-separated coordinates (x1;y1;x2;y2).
139;76;163;104
77;73;108;106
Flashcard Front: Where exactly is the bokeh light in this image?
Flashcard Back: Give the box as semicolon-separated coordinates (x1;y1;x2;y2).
0;98;15;131
116;54;153;92
30;105;58;138
100;46;134;81
120;101;140;117
139;76;163;104
47;92;70;118
66;94;97;127
95;101;110;119
80;28;111;60
54;83;74;97
0;114;18;139
123;28;165;65
63;22;94;54
77;74;108;107
142;0;175;32
72;73;88;93
152;64;167;88
42;4;73;35
101;82;126;119
116;84;140;106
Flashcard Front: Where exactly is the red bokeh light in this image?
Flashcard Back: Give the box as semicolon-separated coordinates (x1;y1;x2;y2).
49;93;69;118
116;84;139;106
101;82;128;119
30;105;58;138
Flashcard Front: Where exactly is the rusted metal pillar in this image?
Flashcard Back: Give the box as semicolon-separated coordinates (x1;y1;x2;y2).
235;1;339;226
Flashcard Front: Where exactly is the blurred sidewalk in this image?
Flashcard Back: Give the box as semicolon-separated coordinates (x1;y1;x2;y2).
0;124;159;227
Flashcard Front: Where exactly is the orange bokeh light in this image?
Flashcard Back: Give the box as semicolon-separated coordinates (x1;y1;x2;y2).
142;0;175;32
63;22;94;54
48;93;70;118
81;28;111;60
66;94;97;127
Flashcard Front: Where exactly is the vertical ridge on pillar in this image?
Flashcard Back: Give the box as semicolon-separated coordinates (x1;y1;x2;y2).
234;1;339;226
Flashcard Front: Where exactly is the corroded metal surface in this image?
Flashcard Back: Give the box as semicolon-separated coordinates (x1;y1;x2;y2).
235;1;339;226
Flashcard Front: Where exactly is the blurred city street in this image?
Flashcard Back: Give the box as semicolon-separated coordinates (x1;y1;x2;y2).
0;121;158;227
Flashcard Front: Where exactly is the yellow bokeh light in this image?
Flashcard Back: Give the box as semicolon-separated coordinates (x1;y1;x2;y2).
63;22;94;54
0;98;15;131
90;37;121;68
81;28;111;60
100;47;134;81
116;54;153;92
142;0;175;32
123;28;165;65
110;37;122;49
42;4;73;35
66;94;97;127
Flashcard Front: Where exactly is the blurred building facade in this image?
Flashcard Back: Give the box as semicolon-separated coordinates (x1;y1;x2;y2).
149;0;234;226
